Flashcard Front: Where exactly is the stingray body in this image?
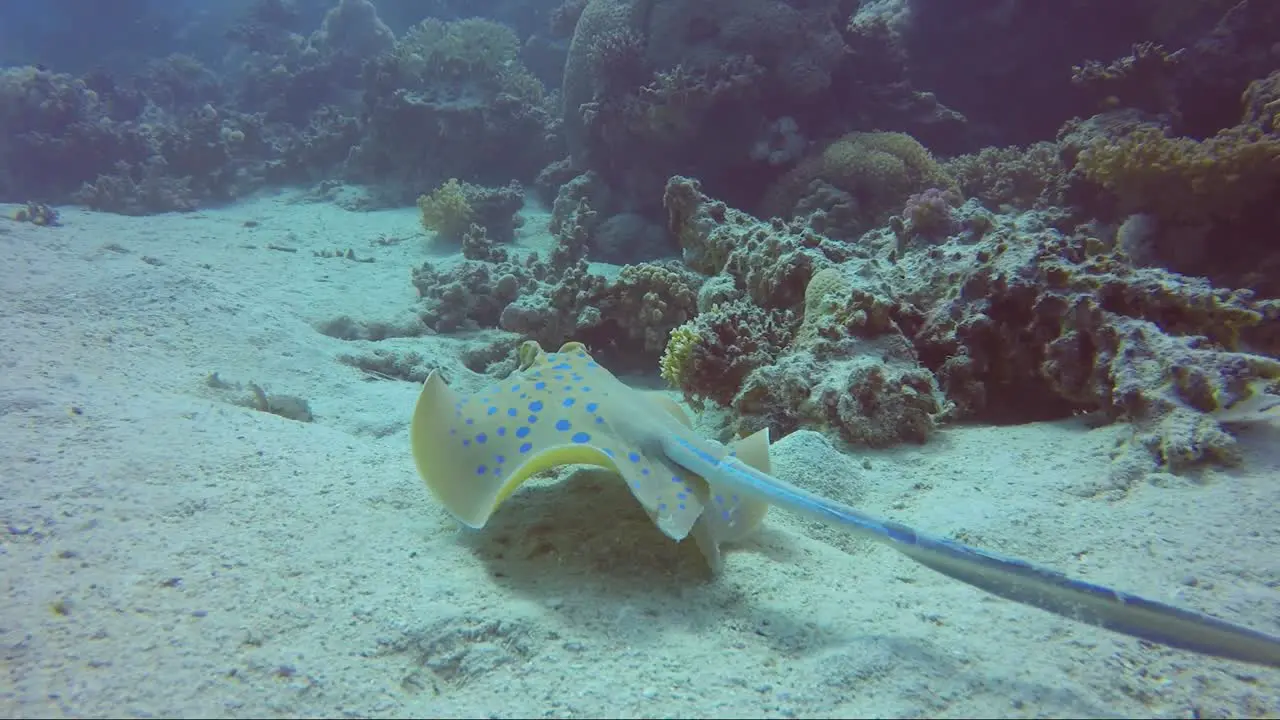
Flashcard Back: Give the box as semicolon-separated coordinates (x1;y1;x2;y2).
411;341;1280;669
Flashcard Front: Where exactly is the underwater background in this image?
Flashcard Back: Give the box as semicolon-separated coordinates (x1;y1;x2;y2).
1;0;1279;716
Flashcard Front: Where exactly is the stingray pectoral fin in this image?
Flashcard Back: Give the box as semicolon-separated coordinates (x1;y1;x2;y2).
411;370;622;527
660;434;1280;669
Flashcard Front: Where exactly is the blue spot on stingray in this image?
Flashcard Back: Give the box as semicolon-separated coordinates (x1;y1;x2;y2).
576;352;586;358
507;408;518;417
555;419;571;431
529;400;543;412
658;503;668;512
586;402;599;413
670;476;681;484
641;467;651;476
715;495;724;505
562;398;575;408
677;492;688;500
603;448;615;458
571;432;591;444
495;454;505;464
587;362;599;368
628;451;640;462
553;363;571;370
679;503;687;511
449;428;457;436
595;416;604;424
516;427;530;438
554;374;564;381
465;418;474;425
535;382;546;390
462;439;471;447
519;442;532;453
510;384;520;392
497;427;506;436
476;433;488;444
475;465;487;476
528;415;538;424
487;406;497;416
721;510;731;521
493;467;503;476
582;386;592;392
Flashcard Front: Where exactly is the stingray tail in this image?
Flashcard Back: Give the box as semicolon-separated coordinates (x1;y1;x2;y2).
659;434;1280;669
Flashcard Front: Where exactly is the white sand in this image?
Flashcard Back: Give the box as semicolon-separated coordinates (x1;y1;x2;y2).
2;193;1278;718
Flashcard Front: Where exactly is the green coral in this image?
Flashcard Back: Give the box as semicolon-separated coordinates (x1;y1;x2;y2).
1078;124;1280;223
417;178;474;241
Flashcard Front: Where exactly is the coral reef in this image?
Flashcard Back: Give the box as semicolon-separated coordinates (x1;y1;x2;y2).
1067;67;1280;298
348;17;559;203
0;63;259;213
411;192;700;368
10;0;1280;484
906;229;1280;472
661;174;1280;471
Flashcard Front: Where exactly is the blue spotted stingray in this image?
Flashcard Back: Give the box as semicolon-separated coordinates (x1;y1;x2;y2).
411;341;1280;669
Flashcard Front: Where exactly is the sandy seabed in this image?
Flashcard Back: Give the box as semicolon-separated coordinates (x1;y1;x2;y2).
1;192;1278;719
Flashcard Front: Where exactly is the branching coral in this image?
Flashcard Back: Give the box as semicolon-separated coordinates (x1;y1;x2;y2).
1077;124;1280;224
395;17;521;86
1070;41;1181;116
392;17;545;105
1242;70;1280;134
942;142;1065;210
